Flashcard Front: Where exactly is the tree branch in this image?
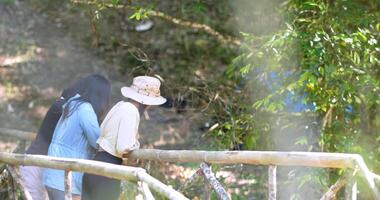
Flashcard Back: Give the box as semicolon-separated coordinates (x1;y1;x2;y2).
70;0;241;46
320;169;357;200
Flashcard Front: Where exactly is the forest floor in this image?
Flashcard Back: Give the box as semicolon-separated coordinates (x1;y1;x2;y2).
0;0;203;151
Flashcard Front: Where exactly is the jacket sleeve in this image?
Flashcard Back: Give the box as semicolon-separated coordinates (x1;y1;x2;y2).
79;103;100;148
115;110;140;155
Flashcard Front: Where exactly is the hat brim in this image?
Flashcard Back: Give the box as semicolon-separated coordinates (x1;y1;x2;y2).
121;87;166;105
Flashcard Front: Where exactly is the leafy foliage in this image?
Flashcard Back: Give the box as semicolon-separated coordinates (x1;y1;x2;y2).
219;0;380;198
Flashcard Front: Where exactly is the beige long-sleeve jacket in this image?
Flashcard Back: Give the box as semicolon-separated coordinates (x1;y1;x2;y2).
97;101;140;158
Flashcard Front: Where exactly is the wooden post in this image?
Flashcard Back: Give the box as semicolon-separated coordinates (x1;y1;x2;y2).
268;165;277;200
64;170;72;200
199;162;230;200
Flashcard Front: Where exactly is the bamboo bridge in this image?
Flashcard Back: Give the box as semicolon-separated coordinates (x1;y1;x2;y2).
0;128;379;200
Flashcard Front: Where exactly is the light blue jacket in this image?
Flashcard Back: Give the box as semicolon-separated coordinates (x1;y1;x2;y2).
43;95;100;195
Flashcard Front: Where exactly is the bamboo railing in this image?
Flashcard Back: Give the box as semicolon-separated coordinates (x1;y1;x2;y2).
0;152;188;200
0;128;188;200
1;128;380;200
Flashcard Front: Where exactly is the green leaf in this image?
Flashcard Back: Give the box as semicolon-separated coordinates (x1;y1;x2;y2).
239;64;251;75
129;13;138;20
295;137;308;146
111;0;119;6
224;123;231;130
358;32;367;41
243;134;256;150
354;96;362;104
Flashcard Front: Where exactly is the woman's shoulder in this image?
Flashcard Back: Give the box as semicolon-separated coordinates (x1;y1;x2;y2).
114;101;139;113
76;102;94;112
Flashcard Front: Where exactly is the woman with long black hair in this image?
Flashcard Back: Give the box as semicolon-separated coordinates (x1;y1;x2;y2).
19;76;89;200
43;74;111;200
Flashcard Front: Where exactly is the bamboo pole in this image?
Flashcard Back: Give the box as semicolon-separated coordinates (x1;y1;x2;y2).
138;181;155;200
0;128;371;169
0;128;36;141
130;149;357;169
371;172;380;183
0;152;140;180
136;171;188;200
0;152;188;200
345;176;357;200
6;165;33;200
199;163;230;200
268;165;277;200
64;170;72;200
354;156;380;199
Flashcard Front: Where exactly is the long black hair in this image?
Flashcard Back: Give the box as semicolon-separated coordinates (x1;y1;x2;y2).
62;74;111;122
60;77;86;101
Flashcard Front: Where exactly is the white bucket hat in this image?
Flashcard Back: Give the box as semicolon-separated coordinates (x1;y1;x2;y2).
121;76;166;105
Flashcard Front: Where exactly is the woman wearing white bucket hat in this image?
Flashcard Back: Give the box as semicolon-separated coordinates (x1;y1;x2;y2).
82;76;166;200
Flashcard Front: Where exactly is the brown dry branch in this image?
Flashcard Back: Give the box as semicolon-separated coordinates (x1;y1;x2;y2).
147;10;241;46
179;168;203;192
322;106;333;130
70;0;241;46
320;169;357;200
